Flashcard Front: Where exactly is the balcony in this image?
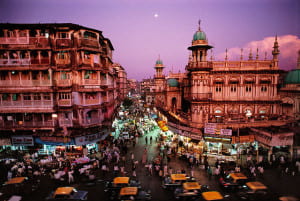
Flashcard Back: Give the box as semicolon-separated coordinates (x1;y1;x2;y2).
0;59;31;66
56;59;71;65
79;38;100;49
56;79;72;87
0;37;29;44
82;118;101;126
85;99;99;105
186;61;213;71
0;100;53;108
57;99;72;106
56;39;72;48
184;93;212;101
59;119;73;127
0;120;55;129
83;79;100;85
0;80;51;87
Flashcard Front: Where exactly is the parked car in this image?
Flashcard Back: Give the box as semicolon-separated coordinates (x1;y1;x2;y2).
46;187;88;201
174;181;209;200
104;177;141;194
162;174;189;190
237;181;277;201
1;177;28;199
115;187;151;201
201;191;227;201
219;173;248;191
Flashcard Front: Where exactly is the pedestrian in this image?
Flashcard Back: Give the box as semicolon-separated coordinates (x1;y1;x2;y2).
131;152;135;161
190;167;194;178
150;136;152;144
68;170;74;184
207;166;212;180
145;136;148;144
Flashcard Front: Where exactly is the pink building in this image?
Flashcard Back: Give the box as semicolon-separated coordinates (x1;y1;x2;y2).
0;23;125;150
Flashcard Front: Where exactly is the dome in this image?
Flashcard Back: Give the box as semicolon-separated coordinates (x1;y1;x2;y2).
167;78;179;87
285;69;300;84
193;30;207;41
156;59;163;65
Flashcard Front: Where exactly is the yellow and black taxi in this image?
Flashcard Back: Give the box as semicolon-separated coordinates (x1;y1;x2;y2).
219;173;248;191
104;177;141;194
162;174;189;190
46;186;88;200
174;181;209;199
116;187;151;201
201;191;226;201
1;177;28;198
237;181;277;201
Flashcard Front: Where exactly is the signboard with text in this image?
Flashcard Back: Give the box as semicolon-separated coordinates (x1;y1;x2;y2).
11;136;34;146
75;131;108;146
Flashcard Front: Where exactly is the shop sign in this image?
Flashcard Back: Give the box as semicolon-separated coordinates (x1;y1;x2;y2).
40;136;72;143
190;134;202;140
232;135;255;144
75;131;108;146
204;123;217;134
0;138;11;145
253;129;294;147
11;136;34;146
220;129;232;136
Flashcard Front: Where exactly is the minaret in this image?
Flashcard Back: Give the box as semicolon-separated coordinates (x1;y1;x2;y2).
154;55;165;78
272;35;280;67
248;48;253;60
297;50;300;70
187;20;213;70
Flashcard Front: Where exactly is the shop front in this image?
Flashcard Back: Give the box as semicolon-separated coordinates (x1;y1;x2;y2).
250;127;294;161
167;121;203;156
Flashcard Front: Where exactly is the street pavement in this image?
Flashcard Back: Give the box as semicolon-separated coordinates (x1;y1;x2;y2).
17;126;300;201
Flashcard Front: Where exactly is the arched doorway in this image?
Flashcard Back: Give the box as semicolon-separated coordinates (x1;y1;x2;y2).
171;97;177;112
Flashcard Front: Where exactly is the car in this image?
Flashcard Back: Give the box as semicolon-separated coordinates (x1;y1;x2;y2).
174;181;209;200
201;191;227;201
237;181;277;201
46;187;88;201
219;173;248;191
162;174;189;190
116;187;151;201
104;177;141;194
1;177;28;198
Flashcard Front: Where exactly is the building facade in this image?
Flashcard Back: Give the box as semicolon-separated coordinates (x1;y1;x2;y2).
0;23;123;148
153;22;298;160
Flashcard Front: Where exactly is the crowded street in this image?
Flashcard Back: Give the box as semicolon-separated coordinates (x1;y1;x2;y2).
0;98;299;201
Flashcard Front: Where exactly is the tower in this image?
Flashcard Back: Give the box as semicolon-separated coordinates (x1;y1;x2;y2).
154;56;165;78
187;20;213;68
154;56;166;108
272;35;280;67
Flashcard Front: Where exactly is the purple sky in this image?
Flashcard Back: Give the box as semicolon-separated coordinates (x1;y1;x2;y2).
0;0;299;81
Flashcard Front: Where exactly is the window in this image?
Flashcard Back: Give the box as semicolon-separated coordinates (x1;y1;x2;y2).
216;87;221;92
86;92;97;99
58;32;69;38
8;30;16;37
60;71;68;79
33;93;41;100
32;71;39;80
230;87;237;92
23;94;31;100
246;86;252;92
59;93;71;100
83;31;97;39
2;94;9;101
12;94;19;101
84;71;96;79
57;52;68;59
43;93;51;100
19;30;27;37
261;86;267;92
